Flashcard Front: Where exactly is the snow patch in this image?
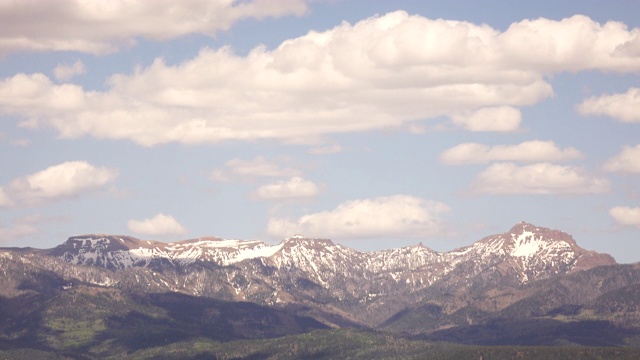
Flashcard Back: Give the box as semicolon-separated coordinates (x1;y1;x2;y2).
511;231;543;257
232;242;284;264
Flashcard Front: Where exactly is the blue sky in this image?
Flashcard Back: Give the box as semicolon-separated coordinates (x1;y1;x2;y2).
1;0;639;263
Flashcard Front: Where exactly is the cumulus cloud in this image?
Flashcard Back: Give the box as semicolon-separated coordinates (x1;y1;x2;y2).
128;213;188;236
210;156;301;182
603;145;640;173
0;217;38;242
577;88;640;123
267;195;451;239
0;214;64;243
450;106;523;132
0;161;118;206
0;73;85;115
0;188;15;208
470;162;610;194
254;177;319;200
0;0;308;55
0;13;638;145
610;206;640;228
440;140;582;165
53;60;86;81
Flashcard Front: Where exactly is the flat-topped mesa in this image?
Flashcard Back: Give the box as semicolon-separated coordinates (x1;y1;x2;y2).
48;234;348;270
48;235;142;254
45;234;280;269
46;235;144;270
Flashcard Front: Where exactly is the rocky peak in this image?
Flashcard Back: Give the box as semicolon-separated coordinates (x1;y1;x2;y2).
508;221;538;234
502;223;613;269
442;222;616;284
508;222;578;247
467;222;582;259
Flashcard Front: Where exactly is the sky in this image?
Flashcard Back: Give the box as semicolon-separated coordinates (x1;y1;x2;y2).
0;0;639;263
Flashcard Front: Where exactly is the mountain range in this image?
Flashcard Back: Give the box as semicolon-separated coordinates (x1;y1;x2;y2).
1;222;639;358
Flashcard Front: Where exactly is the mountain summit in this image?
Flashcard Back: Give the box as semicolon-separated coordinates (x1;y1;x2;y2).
444;222;615;283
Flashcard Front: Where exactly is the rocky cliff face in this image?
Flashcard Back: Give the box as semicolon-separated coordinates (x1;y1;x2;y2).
1;222;616;326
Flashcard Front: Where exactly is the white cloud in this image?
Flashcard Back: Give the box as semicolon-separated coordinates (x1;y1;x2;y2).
577;87;640;123
0;161;118;206
53;60;86;81
255;177;319;200
0;188;14;208
211;156;300;182
500;15;640;72
470;162;610;194
0;73;85;115
0;214;64;243
308;144;343;155
604;145;640;173
127;213;188;236
450;106;523;132
267;195;451;239
0;218;38;242
440;140;582;165
610;206;640;228
1;13;639;145
0;0;308;55
10;138;31;147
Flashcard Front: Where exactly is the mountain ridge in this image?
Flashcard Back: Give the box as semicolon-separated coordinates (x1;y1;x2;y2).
0;222;619;327
44;221;615;273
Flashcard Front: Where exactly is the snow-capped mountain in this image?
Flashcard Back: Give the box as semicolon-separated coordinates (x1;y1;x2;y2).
48;234;286;269
48;222;613;281
440;222;615;283
4;222;616;326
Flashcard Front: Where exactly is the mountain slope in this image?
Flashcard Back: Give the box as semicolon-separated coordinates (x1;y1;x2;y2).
0;222;618;328
0;281;330;356
380;262;640;340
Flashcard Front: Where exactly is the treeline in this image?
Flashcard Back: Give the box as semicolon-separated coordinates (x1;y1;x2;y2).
5;329;639;360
